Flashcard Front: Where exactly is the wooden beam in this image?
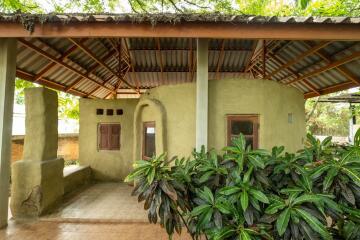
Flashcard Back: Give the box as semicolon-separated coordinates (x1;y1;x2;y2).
16;68;89;98
65;49;117;92
34;44;78;82
286;51;360;85
68;38;137;92
18;38;116;94
156;38;164;85
124;39;140;91
188;39;193;82
302;41;360;85
244;41;258;72
269;53;321;95
267;41;331;79
304;81;357;99
3;22;360;40
216;40;225;80
262;40;266;79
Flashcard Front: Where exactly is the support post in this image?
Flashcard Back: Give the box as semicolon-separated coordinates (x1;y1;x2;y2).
196;39;208;151
0;39;16;229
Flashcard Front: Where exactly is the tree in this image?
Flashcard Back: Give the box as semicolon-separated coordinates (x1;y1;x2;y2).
14;79;79;120
1;0;359;17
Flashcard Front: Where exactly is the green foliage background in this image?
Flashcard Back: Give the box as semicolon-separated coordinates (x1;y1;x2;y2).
0;0;359;16
15;79;79;120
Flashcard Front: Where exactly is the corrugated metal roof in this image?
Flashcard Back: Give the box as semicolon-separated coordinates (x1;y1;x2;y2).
14;31;360;98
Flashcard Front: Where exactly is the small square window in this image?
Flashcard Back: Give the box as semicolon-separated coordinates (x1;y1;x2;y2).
96;109;104;115
106;109;114;116
116;109;123;115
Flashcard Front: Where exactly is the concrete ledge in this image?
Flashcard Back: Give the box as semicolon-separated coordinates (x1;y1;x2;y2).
63;165;91;195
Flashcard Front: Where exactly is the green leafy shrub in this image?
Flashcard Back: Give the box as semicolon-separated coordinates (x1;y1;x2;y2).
125;130;360;240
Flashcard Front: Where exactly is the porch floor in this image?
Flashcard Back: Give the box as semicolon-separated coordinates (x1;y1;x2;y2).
42;182;148;223
1;183;191;239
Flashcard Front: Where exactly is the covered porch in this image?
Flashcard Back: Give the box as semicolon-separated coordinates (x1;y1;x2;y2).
0;13;359;238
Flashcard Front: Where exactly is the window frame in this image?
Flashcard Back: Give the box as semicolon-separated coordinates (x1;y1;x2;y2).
97;123;121;151
142;121;156;160
227;115;259;149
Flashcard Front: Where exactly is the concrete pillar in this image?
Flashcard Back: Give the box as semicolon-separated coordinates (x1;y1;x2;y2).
196;39;209;151
0;39;16;229
11;88;64;219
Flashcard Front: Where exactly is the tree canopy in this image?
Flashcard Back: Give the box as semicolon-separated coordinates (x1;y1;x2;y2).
1;0;359;17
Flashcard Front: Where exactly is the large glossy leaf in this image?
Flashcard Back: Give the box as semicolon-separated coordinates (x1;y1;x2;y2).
265;202;286;214
214;227;236;240
241;190;249;211
323;168;338;191
276;208;291;236
191;204;211;216
295;208;332;240
147;167;156;184
248;155;265;169
292;194;321;206
197;207;213;230
160;180;178;201
249;189;269;204
240;229;252;240
311;164;331;179
341;167;360;187
219;186;241;195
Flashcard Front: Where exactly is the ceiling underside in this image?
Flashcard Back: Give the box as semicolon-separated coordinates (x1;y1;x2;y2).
15;37;360;99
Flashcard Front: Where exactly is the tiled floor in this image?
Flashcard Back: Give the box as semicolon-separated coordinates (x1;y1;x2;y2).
0;183;192;240
0;221;191;240
43;182;148;222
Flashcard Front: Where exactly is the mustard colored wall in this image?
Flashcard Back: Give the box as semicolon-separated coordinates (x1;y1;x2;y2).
140;78;305;158
140;83;196;159
208;79;306;153
79;98;138;181
79;78;305;181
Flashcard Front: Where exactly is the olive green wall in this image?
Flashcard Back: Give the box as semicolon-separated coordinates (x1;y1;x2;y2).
140;78;305;158
79;78;306;181
79;98;138;181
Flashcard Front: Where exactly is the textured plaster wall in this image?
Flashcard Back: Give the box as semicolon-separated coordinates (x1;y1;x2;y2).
140;84;196;159
79;98;138;181
79;78;305;180
140;78;305;158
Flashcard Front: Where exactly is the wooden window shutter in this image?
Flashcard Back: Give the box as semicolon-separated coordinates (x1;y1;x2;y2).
109;124;121;150
99;124;110;149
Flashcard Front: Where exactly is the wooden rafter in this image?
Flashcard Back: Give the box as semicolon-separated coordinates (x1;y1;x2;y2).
216;40;225;80
18;38;116;94
65;49;117;92
34;41;80;82
188;39;193;82
266;41;331;79
246;40;280;72
269;53;320;95
302;41;360;85
244;40;259;72
262;40;266;79
16;68;90;98
68;38;138;92
156;38;164;85
305;81;357;99
286;51;360;85
124;38;140;92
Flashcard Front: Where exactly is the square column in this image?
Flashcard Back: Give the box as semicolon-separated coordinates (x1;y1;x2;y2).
196;39;209;151
11;88;64;219
0;39;16;228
